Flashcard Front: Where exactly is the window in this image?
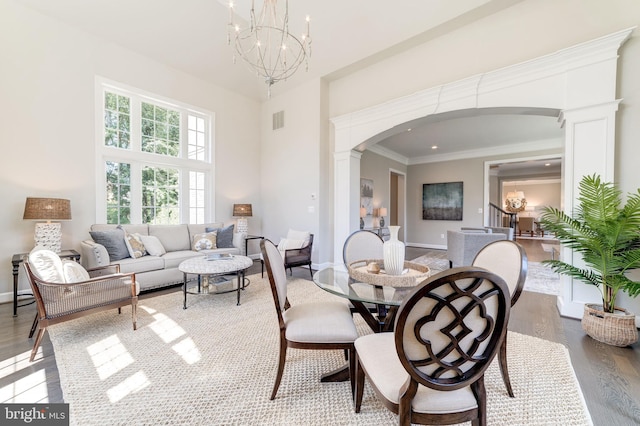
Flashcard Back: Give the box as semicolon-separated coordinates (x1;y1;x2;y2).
96;79;214;225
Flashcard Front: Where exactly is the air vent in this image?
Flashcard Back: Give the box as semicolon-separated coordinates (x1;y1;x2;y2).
272;110;284;130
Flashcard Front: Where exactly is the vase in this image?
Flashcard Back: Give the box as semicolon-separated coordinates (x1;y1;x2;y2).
383;226;405;275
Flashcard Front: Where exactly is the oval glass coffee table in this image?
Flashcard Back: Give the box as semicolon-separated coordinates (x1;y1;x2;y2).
179;255;253;308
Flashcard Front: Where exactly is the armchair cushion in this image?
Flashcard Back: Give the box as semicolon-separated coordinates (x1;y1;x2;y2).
62;261;90;283
286;229;310;245
89;229;130;261
29;248;65;283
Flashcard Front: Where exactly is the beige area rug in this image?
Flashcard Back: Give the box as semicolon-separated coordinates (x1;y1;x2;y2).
48;275;590;425
412;255;560;296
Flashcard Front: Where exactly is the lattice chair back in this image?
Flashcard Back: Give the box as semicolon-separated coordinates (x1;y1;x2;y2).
395;267;510;391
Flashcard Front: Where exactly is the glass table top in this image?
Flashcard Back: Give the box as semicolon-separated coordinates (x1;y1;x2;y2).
313;267;417;306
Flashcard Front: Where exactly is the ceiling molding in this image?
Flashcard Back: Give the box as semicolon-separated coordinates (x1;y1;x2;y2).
365;144;409;165
407;137;563;165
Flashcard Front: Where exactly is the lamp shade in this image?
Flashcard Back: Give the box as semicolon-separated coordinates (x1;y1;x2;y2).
23;197;71;221
378;207;387;217
233;204;252;217
360;207;367;218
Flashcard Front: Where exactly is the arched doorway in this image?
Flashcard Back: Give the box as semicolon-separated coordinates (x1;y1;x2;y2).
330;28;632;320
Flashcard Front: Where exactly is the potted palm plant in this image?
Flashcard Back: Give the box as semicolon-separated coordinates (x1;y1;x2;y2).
540;174;640;346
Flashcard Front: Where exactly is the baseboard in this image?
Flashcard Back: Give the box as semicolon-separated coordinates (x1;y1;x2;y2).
406;242;447;250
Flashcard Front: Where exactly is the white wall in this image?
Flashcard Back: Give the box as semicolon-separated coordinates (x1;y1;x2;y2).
260;79;323;264
0;1;261;301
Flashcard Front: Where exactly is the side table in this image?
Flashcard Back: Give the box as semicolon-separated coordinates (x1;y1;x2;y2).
11;249;81;317
244;235;264;258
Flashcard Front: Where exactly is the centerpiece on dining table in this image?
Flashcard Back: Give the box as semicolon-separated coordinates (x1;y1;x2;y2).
347;259;430;288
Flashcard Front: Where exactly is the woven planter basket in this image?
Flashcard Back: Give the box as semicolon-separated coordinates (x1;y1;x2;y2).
582;303;638;347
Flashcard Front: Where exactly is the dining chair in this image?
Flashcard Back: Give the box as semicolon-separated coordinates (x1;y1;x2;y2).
354;267;510;426
472;239;527;397
342;229;384;266
260;239;359;400
518;217;536;237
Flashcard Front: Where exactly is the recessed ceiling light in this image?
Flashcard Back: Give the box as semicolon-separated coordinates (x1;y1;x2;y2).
545;163;551;166
431;145;438;150
407;128;412;132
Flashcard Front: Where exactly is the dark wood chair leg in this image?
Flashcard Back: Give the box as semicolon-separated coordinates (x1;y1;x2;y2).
307;263;313;279
348;346;356;396
354;355;365;412
270;337;288;400
28;314;39;338
30;328;46;362
261;260;264;278
499;338;514;397
131;301;137;330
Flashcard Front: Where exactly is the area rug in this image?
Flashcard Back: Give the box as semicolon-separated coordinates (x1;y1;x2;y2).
48;275;590;425
412;254;560;296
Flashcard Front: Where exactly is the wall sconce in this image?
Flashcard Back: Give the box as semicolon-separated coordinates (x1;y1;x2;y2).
378;207;387;227
360;207;366;230
23;197;72;253
233;204;252;234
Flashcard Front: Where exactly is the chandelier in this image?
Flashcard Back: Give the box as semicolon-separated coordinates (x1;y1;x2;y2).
505;190;527;213
227;0;311;97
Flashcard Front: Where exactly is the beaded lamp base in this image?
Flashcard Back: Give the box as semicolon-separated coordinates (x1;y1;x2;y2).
34;222;62;253
236;218;248;234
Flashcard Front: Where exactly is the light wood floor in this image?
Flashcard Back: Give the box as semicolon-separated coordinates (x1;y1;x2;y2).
2;245;638;425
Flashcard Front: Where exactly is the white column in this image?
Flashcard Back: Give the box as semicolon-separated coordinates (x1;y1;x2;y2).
333;150;362;266
557;100;621;319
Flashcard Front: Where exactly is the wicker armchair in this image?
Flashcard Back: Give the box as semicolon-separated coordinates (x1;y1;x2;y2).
25;260;138;362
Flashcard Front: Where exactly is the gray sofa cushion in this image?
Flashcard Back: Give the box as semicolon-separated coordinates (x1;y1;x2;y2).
114;255;165;274
89;229;130;261
206;224;234;248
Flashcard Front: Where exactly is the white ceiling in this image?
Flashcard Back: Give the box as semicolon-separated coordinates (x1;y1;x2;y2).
19;0;563;167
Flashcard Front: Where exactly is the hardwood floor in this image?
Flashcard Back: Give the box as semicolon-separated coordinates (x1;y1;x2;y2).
2;252;639;425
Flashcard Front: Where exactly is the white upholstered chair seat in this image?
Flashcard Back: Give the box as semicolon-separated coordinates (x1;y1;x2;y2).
283;302;358;343
355;333;477;414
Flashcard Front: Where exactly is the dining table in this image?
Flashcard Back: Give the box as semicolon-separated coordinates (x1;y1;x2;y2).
312;264;436;382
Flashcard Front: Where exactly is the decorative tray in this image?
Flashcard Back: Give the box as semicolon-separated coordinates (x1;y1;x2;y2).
347;259;430;288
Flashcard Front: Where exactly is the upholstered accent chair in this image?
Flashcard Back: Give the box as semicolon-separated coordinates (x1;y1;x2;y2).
24;248;138;362
472;240;527;397
261;231;314;279
260;239;358;400
518;217;537;237
446;230;506;268
354;267;510;426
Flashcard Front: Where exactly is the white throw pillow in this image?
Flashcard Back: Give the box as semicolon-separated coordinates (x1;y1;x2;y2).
139;235;166;256
286;229;310;246
62;260;90;283
28;247;64;283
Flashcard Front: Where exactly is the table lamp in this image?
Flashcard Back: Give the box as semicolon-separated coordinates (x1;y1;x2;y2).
23;197;71;253
233;203;252;234
378;207;387;227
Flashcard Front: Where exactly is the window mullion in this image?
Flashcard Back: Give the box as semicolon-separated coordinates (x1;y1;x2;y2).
130;96;141;152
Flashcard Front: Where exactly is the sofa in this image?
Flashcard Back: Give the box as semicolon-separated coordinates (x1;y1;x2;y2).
80;223;246;291
446;229;507;268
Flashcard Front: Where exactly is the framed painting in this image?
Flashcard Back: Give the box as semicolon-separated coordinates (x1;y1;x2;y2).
360;178;374;215
422;181;463;220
